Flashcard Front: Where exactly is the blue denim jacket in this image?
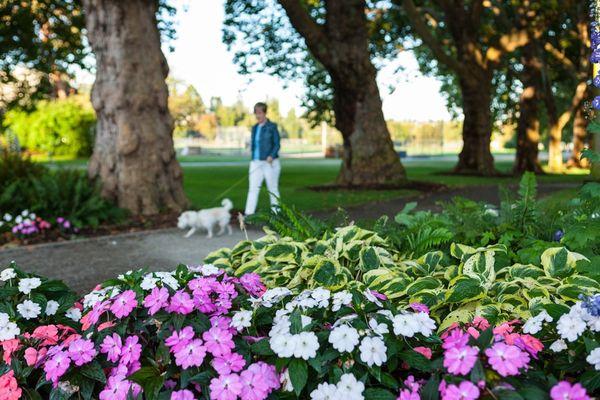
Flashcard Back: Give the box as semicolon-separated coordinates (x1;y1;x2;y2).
250;120;280;160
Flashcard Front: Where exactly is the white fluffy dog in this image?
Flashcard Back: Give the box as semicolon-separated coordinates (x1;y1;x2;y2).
177;199;233;238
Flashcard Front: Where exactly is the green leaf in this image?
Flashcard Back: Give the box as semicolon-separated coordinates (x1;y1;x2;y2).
420;375;440;400
288;358;308;396
445;277;485;303
581;370;600;391
251;338;275;356
364;388;397;400
128;366;160;385
79;361;106;384
397;350;431;371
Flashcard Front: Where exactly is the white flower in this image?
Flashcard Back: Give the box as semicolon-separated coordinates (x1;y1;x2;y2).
336;373;365;400
280;369;294;392
66;307;82;322
140;274;159;291
293;332;319;360
359;336;387;366
270;334;297;358
21;210;29;216
310;383;339;400
369;318;389;336
0;313;20;341
549;339;568;353
588;317;600;332
200;263;220;276
332;291;352;312
1;268;16;281
311;288;330;308
301;315;313;328
329;325;359;353
364;290;383;307
0;312;8;326
155;272;179;290
45;300;60;316
377;310;394;320
3;213;12;222
29;213;36;220
587;348;600;370
333;314;358;327
82;289;108;309
231;310;252;331
415;312;436;336
523;317;543;335
392;313;420;337
556;313;586;342
18;277;41;294
17;300;41;319
262;287;292;307
269;316;291;337
15;215;23;224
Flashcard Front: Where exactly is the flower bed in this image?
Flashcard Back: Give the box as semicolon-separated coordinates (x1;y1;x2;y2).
1;244;600;399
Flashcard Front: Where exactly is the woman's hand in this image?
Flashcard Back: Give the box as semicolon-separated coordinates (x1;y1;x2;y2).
266;156;273;164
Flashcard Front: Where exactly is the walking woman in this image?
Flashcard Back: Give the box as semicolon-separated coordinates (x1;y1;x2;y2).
244;102;281;215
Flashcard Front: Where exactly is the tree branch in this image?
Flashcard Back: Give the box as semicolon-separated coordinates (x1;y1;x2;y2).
278;0;329;62
399;0;464;74
485;28;538;65
543;42;578;75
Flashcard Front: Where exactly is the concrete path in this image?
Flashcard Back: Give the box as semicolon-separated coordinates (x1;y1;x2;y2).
0;228;262;294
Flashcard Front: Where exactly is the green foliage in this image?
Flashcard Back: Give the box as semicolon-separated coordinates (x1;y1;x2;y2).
3;97;96;157
0;168;125;228
0;149;47;194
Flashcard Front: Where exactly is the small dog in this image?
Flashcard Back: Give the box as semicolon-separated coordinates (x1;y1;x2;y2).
177;199;233;238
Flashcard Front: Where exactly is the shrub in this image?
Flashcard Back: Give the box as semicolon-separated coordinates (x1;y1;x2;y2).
3;96;96;158
0;149;47;195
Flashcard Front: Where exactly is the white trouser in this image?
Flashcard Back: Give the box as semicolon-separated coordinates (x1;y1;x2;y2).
244;159;281;215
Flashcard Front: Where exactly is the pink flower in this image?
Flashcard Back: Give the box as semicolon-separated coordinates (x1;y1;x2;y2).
203;327;234;357
514;334;544;358
24;347;46;367
82;300;110;329
143;287;169;315
550;381;590;400
239;273;266;297
246;362;280;391
213;352;246;375
472;317;490;330
68;338;97;366
168;290;195;315
99;375;131;400
239;369;269;400
174;339;206;369
98;321;116;331
414;346;432;359
32;325;59;345
193;292;216;314
444;345;479;375
442;381;480;400
44;350;71;386
171;389;195;400
210;374;243;400
0;370;22;400
165;327;195;353
442;329;469;350
110;290;137;319
466;327;480;339
119;336;141;366
493;322;515;336
398;389;420;400
1;339;21;364
409;302;430;314
485;343;530;377
100;333;123;363
188;276;218;294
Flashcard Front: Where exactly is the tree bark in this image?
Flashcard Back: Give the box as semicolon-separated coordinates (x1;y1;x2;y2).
453;75;496;175
83;0;188;215
279;0;406;186
514;43;543;174
567;101;589;169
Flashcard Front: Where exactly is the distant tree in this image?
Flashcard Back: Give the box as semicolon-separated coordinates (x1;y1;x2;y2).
168;78;206;136
223;0;407;186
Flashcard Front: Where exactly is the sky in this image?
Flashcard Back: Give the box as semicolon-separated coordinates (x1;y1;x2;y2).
91;0;453;121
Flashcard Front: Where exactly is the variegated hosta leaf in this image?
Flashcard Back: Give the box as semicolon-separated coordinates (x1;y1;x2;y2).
408;289;443;308
444;264;460;282
263;242;301;264
445;276;486;304
461;250;496;287
412;251;444;276
406;277;443;296
234;259;263;276
450;243;477;262
557;284;595;302
497;294;528;308
541;247;589;279
358;246;396;271
439;308;475;331
563;275;600;290
507;263;545;280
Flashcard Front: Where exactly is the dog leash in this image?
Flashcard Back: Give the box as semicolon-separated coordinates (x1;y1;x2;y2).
207;162;273;207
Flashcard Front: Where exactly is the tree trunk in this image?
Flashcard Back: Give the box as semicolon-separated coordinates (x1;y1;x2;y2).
332;72;406;186
567;102;589;169
83;0;188;215
514;43;543;174
454;75;496;175
278;0;406;187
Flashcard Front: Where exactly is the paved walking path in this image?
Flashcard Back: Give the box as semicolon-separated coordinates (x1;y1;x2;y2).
0;228;261;293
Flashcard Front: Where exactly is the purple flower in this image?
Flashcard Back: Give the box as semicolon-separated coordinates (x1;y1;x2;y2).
203;326;235;357
100;333;123;363
171;390;195;400
443;345;479;375
550;381;590;400
143;287;169;315
99;376;132;400
246;362;280;391
593;96;600;110
44;350;71;387
119;336;141;366
485;342;530;377
442;329;469;350
240;369;270;400
210;374;243;400
239;273;266;296
68;339;97;366
174;339;206;369
110;290;137;319
212;352;246;375
442;381;480;400
165;326;195;353
167;290;194;315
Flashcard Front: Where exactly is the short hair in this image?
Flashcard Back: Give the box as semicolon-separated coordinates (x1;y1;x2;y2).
254;102;268;113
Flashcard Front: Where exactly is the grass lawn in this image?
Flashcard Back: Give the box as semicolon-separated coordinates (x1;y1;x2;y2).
38;155;590;213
